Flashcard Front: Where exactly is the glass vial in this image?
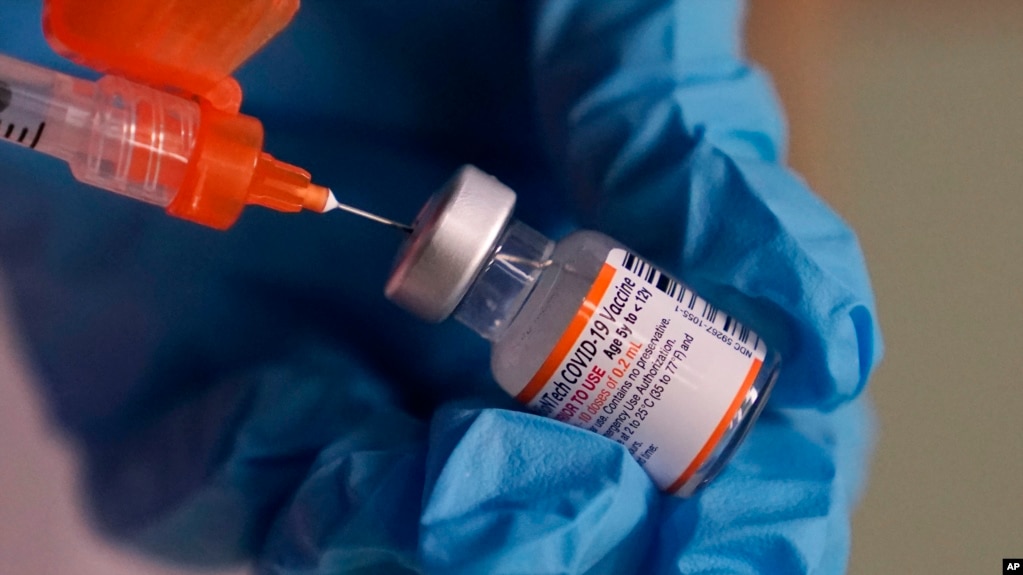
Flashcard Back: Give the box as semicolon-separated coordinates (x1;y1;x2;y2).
386;166;780;496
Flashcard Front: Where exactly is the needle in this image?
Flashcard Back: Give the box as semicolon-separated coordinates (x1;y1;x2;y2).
322;189;414;233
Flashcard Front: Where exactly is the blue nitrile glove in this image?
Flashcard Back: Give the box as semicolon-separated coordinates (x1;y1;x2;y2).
0;1;882;574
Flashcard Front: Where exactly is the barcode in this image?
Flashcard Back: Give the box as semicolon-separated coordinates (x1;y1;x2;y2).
620;252;763;351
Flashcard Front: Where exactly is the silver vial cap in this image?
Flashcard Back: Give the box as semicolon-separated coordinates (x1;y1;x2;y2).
385;165;516;322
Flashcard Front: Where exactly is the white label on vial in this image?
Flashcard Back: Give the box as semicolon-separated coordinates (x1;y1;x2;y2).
516;249;767;493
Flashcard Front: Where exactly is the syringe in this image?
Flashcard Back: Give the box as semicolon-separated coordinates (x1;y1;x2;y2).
0;52;409;231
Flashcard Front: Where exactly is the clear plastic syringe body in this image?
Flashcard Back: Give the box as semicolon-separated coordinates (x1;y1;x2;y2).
386;166;780;496
0;53;198;206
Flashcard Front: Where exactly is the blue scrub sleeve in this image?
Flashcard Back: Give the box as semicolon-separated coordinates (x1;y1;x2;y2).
0;1;881;574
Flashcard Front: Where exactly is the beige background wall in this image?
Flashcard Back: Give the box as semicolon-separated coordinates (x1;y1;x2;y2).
750;1;1023;573
838;3;1023;572
1;2;1021;574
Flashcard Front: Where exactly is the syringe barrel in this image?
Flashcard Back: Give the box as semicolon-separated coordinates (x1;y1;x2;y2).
0;54;67;151
0;54;199;207
1;53;327;229
67;76;199;207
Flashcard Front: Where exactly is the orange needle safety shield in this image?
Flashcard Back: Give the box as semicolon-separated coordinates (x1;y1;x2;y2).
38;0;329;229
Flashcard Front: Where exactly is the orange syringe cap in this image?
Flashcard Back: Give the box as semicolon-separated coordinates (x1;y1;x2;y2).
42;0;324;230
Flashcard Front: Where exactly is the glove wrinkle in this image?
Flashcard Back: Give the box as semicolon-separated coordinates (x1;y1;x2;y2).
419;408;657;575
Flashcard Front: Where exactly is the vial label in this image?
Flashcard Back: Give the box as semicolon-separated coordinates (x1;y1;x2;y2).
516;249;767;493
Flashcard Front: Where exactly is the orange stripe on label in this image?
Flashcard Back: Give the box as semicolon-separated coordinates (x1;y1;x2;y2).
516;263;618;404
667;357;764;494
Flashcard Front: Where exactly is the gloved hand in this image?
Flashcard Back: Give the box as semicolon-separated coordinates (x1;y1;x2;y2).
0;1;882;574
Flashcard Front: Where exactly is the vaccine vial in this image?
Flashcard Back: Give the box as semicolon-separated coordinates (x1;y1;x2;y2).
386;166;780;496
